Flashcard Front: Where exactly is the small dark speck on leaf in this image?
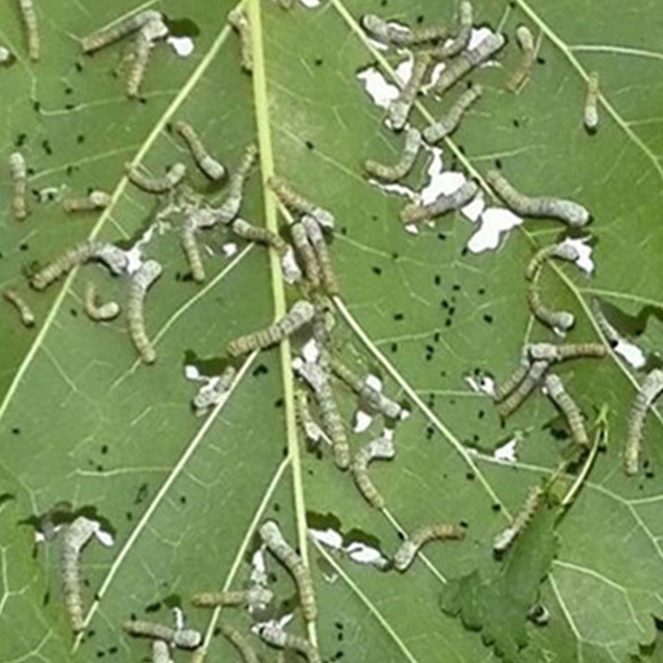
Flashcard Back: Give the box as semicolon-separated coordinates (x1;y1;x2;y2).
492;503;501;512
252;364;269;377
536;56;546;65
390;343;398;353
19;243;28;251
466;472;475;481
483;314;493;324
305;140;314;150
11;427;20;435
70;308;78;317
314;58;323;66
274;397;284;408
77;135;85;144
434;274;441;285
371;266;382;275
438;232;446;241
393;313;404;321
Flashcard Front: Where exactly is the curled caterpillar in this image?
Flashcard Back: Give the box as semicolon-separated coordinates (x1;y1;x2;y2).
259;521;317;621
486;169;590;226
127;260;162;364
624;368;663;476
231;217;288;255
218;623;260;663
584;71;600;133
493;485;543;553
152;640;170;663
400;179;478;225
351;435;395;509
427;0;473;59
394;522;465;571
294;387;324;445
181;217;205;283
84;282;120;321
289;222;321;288
192;585;272;610
526;286;575;333
227;299;315;357
423;84;483;144
62;190;111;213
31;240;128;290
173;121;225;180
9;151;28;220
527;342;606;363
506;25;535;92
81;9;162;53
253;621;321;663
19;0;39;61
389;52;432;131
360;14;448;47
3;288;35;327
228;7;252;73
123;619;201;649
268;175;335;229
126;162;187;193
544;373;588;448
525;242;581;281
214;143;258;224
496;359;549;418
192;365;237;415
364;127;421;182
301;215;338;295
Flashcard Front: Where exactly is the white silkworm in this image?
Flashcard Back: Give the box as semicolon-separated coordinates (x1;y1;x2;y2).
192;585;272;610
3;288;35;327
126;162;187;193
290;222;321;287
400;179;478;225
428;0;472;59
191;366;237;415
301;215;338;295
62;190;111;213
125;15;167;98
351;435;395;508
493;485;543;553
231;217;288;254
81;9;162;53
152;640;171;663
506;25;535;92
525;242;581;281
19;0;40;61
127;260;162;364
173;121;225;180
360;14;448;47
496;359;549;418
526;286;575;333
181;217;205;283
364;127;421;182
389;52;431;131
268;175;335;229
9;152;28;221
294;387;324;445
423;85;482;144
122;620;202;649
394;523;466;571
228;7;252;73
584;71;600;133
527;342;607;363
253;621;321;663
84;282;120;321
544;374;588;448
214;143;258;224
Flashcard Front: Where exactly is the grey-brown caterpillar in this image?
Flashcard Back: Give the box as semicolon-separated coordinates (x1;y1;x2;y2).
525;242;581;281
505;25;535;92
219;623;259;663
360;14;448;47
544;373;588;448
127;260;162;365
181;217;205;283
126;18;166;99
290;222;321;288
19;0;39;61
192;365;237;415
31;240;128;290
214;143;259;224
493;357;530;404
253;621;322;663
294;387;324;445
364;127;421;182
259;521;317;622
126;162;187;193
400;179;478;225
301;214;339;295
493;485;543;553
228;7;252;73
389;52;432;131
584;71;600;133
394;523;466;571
81;9;162;53
192;585;272;610
486;169;590;226
526;286;575;333
351;435;395;509
423;85;483;144
231;217;288;255
427;0;473;59
3;288;35;327
151;640;171;663
432;32;505;94
526;342;606;363
9;152;28;221
268;175;335;229
62;190;111;213
173;121;225;181
624;368;663;476
496;359;549;418
123;619;202;649
84;282;121;322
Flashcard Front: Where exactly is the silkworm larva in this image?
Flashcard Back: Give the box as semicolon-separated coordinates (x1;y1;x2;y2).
231;217;288;255
214;143;259;224
493;358;530;403
364;127;421;182
280;245;302;284
173;121;225;180
259;521;317;622
505;25;535;92
525;242;581;281
485;169;590;226
290;222;321;288
624;369;663;476
253;622;322;663
493;485;543;553
126;162;187;193
432;32;505;94
3;288;35;327
218;623;260;663
527;342;606;363
526;286;575;333
84;282;120;321
192;585;272;609
9;151;28;220
122;620;202;649
360;14;448;47
544;373;588;448
126;17;168;98
192;365;237;415
127;260;162;364
351;435;396;508
399;179;478;225
81;9;162;53
268;175;335;229
389;52;432;131
496;359;549;418
19;0;39;61
62;190;111;213
423;84;483;144
427;0;472;59
295;387;324;445
181;217;205;283
584;71;600;133
228;7;252;73
152;640;170;663
301;215;338;295
394;523;466;571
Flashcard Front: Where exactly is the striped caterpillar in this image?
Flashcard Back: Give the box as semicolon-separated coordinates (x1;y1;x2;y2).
400;179;478;225
214;143;259;224
584;71;600;133
152;640;171;663
62;190;111;213
19;0;39;61
81;9;162;53
432;32;506;94
496;359;549;418
427;0;473;59
227;299;315;357
311;293;336;346
389;52;432;131
228;7;252;73
126;17;168;99
219;623;259;663
84;282;121;321
493;485;543;553
268;176;335;229
231;217;288;255
423;84;483;144
543;373;589;448
253;621;321;663
259;521;317;621
360;14;449;47
527;342;606;363
493;356;530;403
351;435;395;509
301;215;338;295
624;368;663;476
364;127;421;182
9;151;28;220
526;286;575;333
192;585;273;610
126;162;187;193
173;121;225;181
525;242;581;281
294;387;325;445
127;260;162;364
289;222;321;288
3;288;35;327
31;240;128;290
181;217;205;283
123;619;202;649
394;522;466;571
505;25;535;92
192;365;237;415
486;169;590;226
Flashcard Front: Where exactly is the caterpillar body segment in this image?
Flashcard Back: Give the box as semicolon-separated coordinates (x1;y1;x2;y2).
62;190;111;213
360;14;448;47
268;175;335;229
584;71;600;132
81;9;162;53
493;358;530;403
127;260;162;364
9;151;28;220
126;162;187;193
122;620;201;649
527;342;606;363
19;0;40;61
3;288;35;327
400;179;478;225
394;523;465;571
231;217;288;255
351;435;396;508
294;387;324;444
496;359;549;418
84;282;120;321
228;7;252;73
422;85;483;144
151;640;171;663
506;25;535;92
173;121;225;180
493;485;543;553
215;143;258;223
290;222;321;287
526;286;575;333
192;585;272;609
181;217;205;283
219;623;260;663
191;365;237;415
253;621;322;663
388;52;432;131
544;374;588;448
428;0;473;59
525;242;581;281
301;214;338;295
364;127;421;182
